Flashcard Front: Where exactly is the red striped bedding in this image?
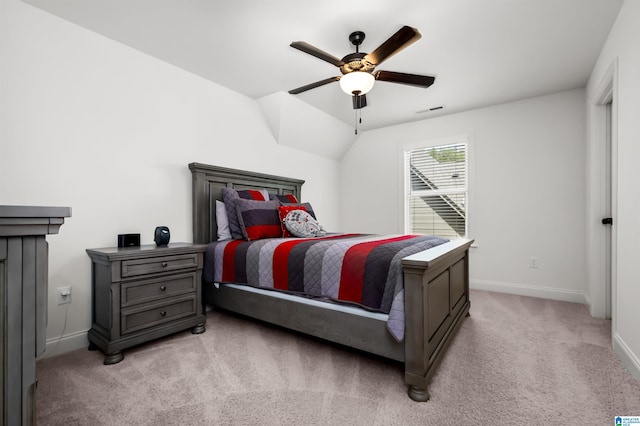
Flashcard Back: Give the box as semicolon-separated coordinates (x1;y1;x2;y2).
202;234;448;341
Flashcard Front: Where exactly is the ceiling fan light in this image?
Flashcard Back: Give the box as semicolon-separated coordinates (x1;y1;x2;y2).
339;72;375;95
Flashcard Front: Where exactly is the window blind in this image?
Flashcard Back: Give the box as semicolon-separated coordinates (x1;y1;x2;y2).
406;142;467;238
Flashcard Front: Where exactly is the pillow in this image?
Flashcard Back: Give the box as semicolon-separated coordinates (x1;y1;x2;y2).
235;198;281;241
279;202;316;219
221;187;270;239
284;210;326;238
269;193;299;203
215;200;232;241
244;189;270;201
277;205;307;238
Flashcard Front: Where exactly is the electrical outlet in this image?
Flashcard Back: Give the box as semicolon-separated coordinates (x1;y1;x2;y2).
57;286;72;305
529;257;539;268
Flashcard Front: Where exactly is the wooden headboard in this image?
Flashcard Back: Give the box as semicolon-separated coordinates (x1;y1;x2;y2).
189;163;305;244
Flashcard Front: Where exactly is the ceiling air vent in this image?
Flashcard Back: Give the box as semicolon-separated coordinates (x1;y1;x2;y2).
416;105;445;114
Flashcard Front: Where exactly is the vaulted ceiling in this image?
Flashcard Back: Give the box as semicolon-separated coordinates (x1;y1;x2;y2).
24;0;623;133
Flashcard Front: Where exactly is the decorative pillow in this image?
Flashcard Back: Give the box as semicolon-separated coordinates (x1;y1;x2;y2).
284;210;326;238
269;193;299;203
235;198;281;241
243;189;270;201
279;202;316;219
221;187;270;239
215;200;232;241
277;205;307;237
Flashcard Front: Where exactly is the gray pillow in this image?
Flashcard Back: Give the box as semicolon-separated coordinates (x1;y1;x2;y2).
221;187;271;240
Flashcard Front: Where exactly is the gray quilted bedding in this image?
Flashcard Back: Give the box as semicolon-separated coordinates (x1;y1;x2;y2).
203;233;448;342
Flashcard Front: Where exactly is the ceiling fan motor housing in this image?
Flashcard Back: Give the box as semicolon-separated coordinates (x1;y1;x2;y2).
340;53;375;75
341;31;374;75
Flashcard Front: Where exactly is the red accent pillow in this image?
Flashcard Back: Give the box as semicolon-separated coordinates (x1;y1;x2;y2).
277;205;307;237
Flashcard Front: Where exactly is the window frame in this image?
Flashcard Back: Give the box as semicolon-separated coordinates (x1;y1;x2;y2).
400;134;473;238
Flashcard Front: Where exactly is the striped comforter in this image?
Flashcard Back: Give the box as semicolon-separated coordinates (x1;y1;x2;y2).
203;234;448;341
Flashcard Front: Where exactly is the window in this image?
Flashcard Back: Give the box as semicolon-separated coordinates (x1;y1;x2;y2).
404;140;468;238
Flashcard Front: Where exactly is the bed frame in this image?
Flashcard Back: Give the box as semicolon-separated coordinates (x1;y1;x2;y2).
189;162;473;401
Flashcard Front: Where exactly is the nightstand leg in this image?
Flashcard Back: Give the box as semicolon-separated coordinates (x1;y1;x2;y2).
88;342;98;351
103;351;124;365
191;323;206;334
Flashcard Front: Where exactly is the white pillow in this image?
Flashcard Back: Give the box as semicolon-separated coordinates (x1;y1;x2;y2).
215;200;232;241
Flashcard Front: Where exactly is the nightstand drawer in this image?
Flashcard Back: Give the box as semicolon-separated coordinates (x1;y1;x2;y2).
121;295;197;335
120;272;197;307
121;253;198;278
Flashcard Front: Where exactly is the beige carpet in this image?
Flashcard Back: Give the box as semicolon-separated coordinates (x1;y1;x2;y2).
36;290;640;425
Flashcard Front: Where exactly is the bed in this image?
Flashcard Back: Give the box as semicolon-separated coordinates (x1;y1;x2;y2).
190;162;473;401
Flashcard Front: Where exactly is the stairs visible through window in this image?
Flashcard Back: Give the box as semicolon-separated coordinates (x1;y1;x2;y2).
405;142;467;238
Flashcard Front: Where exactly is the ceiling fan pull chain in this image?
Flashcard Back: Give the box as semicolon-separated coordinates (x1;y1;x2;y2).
354;108;363;135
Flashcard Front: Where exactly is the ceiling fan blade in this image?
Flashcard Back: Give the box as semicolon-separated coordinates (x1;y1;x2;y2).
352;93;367;110
290;42;345;67
288;76;340;94
364;26;421;66
374;70;435;88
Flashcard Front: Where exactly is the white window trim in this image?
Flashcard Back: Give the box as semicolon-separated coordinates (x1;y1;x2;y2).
398;133;475;239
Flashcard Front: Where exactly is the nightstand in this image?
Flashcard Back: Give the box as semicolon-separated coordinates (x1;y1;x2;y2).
86;243;207;364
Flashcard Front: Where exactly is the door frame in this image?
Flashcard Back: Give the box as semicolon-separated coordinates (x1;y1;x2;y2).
587;58;618;329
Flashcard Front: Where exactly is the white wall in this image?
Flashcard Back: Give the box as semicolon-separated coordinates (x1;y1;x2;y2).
340;89;587;303
0;0;341;354
586;0;640;378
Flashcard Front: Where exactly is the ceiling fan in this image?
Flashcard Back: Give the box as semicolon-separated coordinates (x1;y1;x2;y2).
288;25;435;110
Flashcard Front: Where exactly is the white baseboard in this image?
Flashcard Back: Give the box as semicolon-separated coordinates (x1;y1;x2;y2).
38;329;89;359
471;279;587;304
613;332;640;379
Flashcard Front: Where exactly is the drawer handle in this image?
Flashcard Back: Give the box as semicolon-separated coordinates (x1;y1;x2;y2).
161;262;168;267
160;311;167;317
159;285;167;291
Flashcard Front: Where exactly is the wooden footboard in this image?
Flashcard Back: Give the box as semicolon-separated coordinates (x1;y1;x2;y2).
402;238;473;401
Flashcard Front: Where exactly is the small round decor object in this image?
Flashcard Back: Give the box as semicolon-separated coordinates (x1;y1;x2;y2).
154;226;170;246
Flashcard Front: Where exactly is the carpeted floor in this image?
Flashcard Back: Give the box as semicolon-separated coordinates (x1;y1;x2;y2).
36;290;640;425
